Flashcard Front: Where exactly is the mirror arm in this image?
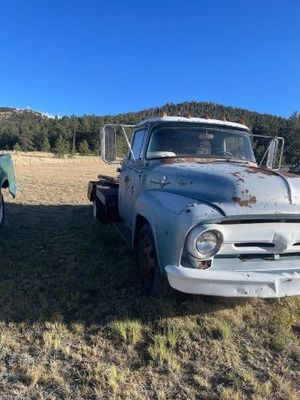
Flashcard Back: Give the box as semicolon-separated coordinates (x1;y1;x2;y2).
258;147;269;167
274;137;285;171
121;125;135;161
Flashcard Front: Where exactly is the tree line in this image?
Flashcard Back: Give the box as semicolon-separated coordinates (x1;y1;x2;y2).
0;103;299;163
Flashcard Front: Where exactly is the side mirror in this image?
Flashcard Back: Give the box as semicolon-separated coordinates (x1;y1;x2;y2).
101;125;117;164
266;137;284;170
266;139;278;169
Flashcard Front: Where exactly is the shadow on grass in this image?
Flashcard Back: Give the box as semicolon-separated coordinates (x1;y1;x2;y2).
0;202;246;325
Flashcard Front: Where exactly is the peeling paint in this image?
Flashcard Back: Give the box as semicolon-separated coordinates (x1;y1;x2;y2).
178;178;188;186
160;157;245;165
233;196;257;207
244;167;275;176
281;171;300;178
125;175;130;191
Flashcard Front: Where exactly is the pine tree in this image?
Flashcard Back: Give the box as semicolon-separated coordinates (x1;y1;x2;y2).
40;134;51;152
71;114;78;153
78;139;90;155
287;112;300;164
13;142;21;152
52;135;69;157
35;130;51;152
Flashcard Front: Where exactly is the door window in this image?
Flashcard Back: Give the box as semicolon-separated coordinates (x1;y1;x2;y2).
130;129;146;160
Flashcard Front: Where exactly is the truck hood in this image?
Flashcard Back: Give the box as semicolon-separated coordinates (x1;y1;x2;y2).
146;161;300;218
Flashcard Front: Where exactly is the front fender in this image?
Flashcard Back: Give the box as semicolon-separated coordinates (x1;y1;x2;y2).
0;155;16;198
134;190;224;272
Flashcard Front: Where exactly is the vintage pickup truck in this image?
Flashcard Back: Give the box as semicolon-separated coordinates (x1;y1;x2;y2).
88;116;300;298
0;154;16;225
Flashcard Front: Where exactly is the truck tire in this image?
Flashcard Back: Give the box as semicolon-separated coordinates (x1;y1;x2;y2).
136;224;170;295
0;194;5;226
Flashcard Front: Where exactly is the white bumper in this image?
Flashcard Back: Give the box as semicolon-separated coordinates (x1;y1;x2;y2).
165;265;300;298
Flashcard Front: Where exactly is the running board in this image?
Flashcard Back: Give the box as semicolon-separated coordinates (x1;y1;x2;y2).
113;222;132;246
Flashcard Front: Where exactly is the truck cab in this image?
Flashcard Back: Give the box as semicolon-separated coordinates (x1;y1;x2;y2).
88;115;300;298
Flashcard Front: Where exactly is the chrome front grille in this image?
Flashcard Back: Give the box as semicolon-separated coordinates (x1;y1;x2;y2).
210;222;300;257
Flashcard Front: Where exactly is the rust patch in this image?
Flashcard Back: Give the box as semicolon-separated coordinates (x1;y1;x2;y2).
233;196;257;207
124;175;130;191
178;178;188;186
244;166;275;176
245;166;300;178
281;171;300;178
231;172;245;183
161;157;198;165
160;157;240;165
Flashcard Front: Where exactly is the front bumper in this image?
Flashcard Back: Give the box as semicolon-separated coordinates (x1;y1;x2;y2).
165;265;300;298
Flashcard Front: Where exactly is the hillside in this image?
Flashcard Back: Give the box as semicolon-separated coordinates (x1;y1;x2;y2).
0;102;299;162
0;107;47;123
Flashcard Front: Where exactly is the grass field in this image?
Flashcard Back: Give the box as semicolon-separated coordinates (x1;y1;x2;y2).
0;152;299;399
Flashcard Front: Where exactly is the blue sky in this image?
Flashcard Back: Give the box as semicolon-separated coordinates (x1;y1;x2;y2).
0;0;299;117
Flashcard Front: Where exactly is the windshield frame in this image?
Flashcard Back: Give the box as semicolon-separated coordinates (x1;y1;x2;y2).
145;123;255;163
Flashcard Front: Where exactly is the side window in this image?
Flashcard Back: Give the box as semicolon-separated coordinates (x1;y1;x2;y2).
130;130;146;160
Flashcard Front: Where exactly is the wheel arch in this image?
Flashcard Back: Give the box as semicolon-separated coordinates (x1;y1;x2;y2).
133;212;164;275
133;214;150;248
1;178;9;190
0;174;16;198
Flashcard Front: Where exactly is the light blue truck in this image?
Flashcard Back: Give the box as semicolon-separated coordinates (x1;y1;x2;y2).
0;154;16;225
88;115;300;298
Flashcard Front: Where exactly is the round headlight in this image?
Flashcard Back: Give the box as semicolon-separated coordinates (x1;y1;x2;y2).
194;230;223;259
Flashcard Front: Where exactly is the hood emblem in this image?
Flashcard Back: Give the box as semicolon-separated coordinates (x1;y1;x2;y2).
151;176;170;188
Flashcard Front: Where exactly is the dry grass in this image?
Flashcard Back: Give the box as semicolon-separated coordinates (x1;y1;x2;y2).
0;151;299;399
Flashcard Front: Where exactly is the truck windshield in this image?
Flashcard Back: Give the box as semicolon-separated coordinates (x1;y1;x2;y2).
146;126;256;162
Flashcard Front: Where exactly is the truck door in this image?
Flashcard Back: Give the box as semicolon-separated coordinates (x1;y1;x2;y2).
118;128;147;227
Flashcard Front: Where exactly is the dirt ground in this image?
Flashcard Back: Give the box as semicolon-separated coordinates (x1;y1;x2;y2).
9;152;116;205
0;152;299;400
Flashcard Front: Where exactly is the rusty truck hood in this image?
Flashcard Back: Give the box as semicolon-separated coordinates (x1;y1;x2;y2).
146;161;300;218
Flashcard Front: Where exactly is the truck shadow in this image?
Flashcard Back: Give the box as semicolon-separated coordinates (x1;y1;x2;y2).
0;202;251;325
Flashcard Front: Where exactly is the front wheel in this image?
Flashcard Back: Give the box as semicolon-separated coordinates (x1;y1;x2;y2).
136;224;170;295
0;194;5;226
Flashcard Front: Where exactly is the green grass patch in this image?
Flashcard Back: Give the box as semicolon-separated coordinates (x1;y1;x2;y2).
108;319;142;345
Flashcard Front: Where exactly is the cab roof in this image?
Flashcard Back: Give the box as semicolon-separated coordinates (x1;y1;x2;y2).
136;115;250;131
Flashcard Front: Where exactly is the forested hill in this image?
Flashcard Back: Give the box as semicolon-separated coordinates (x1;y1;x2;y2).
0;102;299;162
